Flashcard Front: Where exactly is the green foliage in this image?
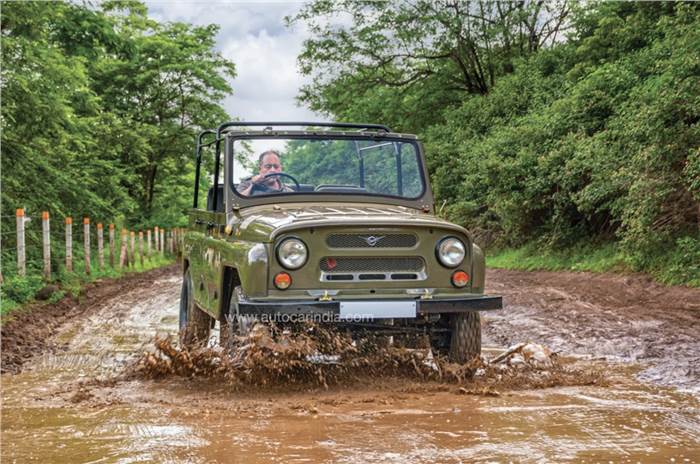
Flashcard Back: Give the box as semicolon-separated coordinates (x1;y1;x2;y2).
663;237;700;286
1;274;44;306
488;236;700;287
289;0;571;133
1;1;234;265
293;1;700;285
1;254;175;318
487;242;628;273
280;139;424;198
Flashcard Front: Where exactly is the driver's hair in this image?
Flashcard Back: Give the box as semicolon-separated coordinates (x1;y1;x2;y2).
258;150;281;166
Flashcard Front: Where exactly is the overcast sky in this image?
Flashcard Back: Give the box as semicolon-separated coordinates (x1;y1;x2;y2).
145;1;326;123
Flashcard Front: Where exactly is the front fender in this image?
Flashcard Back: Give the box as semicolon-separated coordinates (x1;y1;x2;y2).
218;239;269;298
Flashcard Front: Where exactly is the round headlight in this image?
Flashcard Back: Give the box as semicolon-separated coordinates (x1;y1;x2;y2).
276;238;308;270
436;237;465;268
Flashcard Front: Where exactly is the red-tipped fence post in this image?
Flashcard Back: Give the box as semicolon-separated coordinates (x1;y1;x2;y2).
83;217;91;275
65;217;73;272
97;223;104;271
138;231;144;267
42;211;51;280
154;226;159;253
109;224;115;268
119;229;127;269
129;231;136;268
16;209;26;276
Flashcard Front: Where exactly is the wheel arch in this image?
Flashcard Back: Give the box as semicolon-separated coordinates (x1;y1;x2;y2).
220;266;241;321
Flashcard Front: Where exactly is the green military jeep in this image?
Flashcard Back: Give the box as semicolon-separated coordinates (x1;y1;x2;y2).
180;122;501;362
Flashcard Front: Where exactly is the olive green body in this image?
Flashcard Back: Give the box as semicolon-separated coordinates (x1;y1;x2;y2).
183;128;492;320
183;202;486;320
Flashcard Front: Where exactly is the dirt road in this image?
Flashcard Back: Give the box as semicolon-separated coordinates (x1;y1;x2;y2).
484;269;700;393
2;267;699;462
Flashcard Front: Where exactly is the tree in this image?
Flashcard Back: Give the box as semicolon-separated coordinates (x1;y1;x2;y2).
288;0;570;132
1;0;235;242
93;4;235;220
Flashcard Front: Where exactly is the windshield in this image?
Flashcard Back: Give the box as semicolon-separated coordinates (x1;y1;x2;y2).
231;137;424;199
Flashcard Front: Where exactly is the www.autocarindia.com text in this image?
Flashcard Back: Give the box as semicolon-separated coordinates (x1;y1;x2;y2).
238;313;375;323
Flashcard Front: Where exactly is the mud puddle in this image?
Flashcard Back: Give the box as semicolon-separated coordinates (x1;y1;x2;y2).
484;268;700;393
2;269;700;462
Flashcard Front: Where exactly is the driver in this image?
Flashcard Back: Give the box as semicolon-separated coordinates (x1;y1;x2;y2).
236;150;295;196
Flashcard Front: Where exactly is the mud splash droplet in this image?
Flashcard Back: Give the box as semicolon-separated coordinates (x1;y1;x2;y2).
130;323;606;392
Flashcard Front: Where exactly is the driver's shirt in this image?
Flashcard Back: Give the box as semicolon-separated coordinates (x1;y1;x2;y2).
236;176;295;195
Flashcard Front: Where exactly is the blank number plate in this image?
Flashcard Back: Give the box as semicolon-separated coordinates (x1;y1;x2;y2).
339;301;417;320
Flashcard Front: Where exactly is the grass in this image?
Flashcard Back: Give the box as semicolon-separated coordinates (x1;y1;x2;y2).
486;239;700;287
487;242;628;273
1;254;175;319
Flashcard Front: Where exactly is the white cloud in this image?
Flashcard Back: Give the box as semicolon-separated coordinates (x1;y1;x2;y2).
145;1;325;123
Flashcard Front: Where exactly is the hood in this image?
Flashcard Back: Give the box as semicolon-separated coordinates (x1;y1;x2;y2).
232;203;469;242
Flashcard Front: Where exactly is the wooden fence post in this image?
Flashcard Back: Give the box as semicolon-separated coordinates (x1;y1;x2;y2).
147;229;152;256
83;217;91;275
16;208;26;276
125;229;133;267
65;217;73;272
154;226;159;253
130;231;136;268
97;223;104;271
138;231;144;267
109;223;115;268
41;211;51;280
119;229;127;269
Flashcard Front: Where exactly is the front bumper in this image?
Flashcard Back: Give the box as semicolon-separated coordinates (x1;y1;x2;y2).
235;294;502;318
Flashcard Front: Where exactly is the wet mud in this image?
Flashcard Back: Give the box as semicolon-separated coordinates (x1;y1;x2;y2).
484;269;700;393
2;267;700;462
0;265;179;374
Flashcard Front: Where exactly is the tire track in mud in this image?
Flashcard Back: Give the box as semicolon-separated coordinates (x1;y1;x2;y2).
3;266;700;463
483;269;700;392
0;264;180;374
5;264;699;393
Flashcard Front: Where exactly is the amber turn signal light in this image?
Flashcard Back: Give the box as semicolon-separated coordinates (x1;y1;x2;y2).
274;272;292;290
451;270;470;288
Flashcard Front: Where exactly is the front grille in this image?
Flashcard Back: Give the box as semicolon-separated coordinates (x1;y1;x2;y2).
326;233;417;248
320;257;424;273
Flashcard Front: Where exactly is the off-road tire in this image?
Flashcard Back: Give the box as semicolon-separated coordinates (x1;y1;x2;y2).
222;286;256;345
219;316;231;348
179;268;211;348
448;311;481;363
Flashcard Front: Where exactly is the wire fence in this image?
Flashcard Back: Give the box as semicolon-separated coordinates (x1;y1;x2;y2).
1;208;184;283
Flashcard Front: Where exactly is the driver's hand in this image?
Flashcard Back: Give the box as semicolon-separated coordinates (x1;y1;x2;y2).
252;174;277;187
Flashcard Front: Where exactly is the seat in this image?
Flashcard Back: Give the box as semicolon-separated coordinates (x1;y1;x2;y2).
206;185;225;212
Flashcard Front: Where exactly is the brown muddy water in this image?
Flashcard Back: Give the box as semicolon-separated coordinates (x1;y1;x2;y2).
2;273;700;463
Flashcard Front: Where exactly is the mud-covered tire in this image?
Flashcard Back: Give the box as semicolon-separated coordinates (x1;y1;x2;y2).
219;317;231;348
448;311;481;363
220;286;256;349
179;268;211;348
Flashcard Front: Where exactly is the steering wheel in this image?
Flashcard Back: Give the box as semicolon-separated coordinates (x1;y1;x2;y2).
249;172;301;195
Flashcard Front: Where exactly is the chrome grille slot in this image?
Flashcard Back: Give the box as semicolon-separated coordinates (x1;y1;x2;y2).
326;233;417;248
320;257;424;273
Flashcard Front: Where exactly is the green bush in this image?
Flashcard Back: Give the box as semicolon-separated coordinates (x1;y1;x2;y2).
1;274;44;306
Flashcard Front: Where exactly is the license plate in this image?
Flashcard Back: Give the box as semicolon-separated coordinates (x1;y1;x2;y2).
339;301;417;320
